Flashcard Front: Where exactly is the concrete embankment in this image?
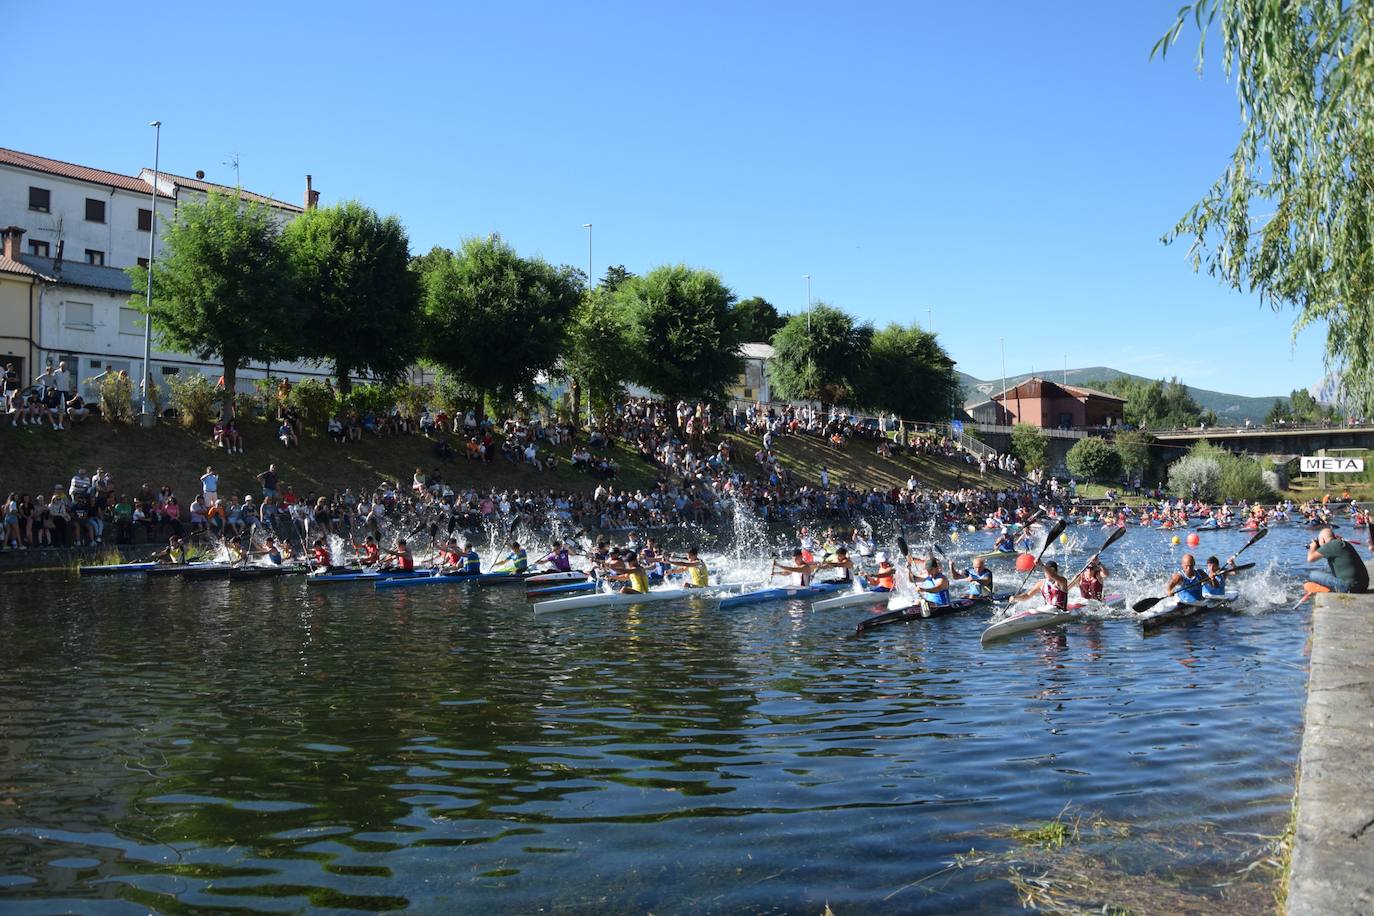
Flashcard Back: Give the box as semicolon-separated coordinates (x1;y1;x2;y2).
1288;589;1374;915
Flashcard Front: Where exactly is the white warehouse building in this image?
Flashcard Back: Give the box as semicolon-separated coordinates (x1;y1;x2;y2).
0;146;332;400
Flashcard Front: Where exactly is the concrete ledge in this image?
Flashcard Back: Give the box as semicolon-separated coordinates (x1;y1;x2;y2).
1289;590;1374;916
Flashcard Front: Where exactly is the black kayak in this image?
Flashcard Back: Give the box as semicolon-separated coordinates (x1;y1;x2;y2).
855;592;1010;634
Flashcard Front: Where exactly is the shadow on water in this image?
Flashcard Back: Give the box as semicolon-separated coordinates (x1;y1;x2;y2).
0;523;1321;913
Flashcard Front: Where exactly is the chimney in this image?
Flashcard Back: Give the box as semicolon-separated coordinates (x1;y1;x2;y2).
0;226;24;261
305;174;320;210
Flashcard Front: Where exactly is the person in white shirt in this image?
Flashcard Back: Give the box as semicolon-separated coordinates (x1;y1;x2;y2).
200;467;219;503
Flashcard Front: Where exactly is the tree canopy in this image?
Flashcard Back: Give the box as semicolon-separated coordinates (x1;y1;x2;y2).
860;323;959;421
1011;423;1048;472
1066;436;1122;483
282;201;420;392
563;289;635;427
767;303;873;406
129;190;301;420
1157;1;1374;416
418;236;581;414
733;296;786;342
611;264;744;413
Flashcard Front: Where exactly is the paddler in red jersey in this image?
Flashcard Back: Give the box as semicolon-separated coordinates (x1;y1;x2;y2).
381;538;414;572
1076;556;1108;601
1013;560;1069;610
353;535;381;567
310;538;332;570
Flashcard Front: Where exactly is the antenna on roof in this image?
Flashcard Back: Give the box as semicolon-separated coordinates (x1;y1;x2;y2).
223;152;240;186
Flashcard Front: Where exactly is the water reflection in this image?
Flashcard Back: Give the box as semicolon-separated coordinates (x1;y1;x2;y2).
0;525;1315;912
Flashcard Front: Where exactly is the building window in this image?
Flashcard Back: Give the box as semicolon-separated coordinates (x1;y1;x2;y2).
119;308;145;336
161;366;179;376
29;240;50;257
85;198;106;223
84;249;105;266
137;257;149;268
65;302;95;330
138;208;153;231
28;187;50;212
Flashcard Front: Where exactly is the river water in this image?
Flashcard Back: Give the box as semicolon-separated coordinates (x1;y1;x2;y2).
0;523;1327;913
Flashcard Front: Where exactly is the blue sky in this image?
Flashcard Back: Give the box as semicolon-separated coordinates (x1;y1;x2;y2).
7;1;1326;397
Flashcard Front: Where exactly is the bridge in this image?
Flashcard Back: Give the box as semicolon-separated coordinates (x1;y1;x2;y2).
1149;422;1374;455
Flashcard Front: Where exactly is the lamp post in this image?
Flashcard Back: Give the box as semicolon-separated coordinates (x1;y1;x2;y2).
1000;336;1008;426
582;223;592;291
927;308;933;333
140;120;161;423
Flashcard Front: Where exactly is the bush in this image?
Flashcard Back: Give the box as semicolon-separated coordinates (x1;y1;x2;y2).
393;383;433;424
431;370;473;417
289;378;337;426
1113;428;1152;478
340;383;393;418
1168;451;1222;501
1011;423;1048;471
1219;453;1276;502
1066;436;1122;482
97;373;135;424
232;388;262;420
1167;441;1273;502
168;372;218;428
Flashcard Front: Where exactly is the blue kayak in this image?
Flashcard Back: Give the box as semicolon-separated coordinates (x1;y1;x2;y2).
307;569;435;585
719;581;846;609
78;561;159;576
374;571;551;591
527;572;664;598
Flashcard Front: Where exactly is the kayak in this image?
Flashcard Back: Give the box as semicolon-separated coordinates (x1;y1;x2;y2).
524;570;589;584
980;593;1125;645
78;561;159;576
718;581;846;609
811;588;895;611
971;549;1018;562
306;569;434;585
855;595;996;633
1138;590;1239;631
527;580;599;597
533;585;728;613
228;564;308;581
373;570;554;591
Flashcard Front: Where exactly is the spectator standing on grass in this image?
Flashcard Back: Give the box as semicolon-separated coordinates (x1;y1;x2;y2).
258;464;279;500
201;467;218;504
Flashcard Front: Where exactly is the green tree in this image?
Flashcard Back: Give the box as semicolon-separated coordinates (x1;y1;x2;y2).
1288;388;1337;424
859;323;959;421
1265;398;1293;425
1112;428;1153;480
1157;2;1374;416
733;296;785;342
563;290;634;428
1066;436;1123;483
767;303;873;407
283;201;420;393
128;190;302;422
418;236;581;418
1011;423;1048;472
599;265;634;292
611;265;744;423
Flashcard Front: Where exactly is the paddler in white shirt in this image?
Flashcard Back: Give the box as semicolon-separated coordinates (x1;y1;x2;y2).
772;548;817;586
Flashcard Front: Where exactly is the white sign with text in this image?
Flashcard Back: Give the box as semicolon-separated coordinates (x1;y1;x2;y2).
1300;456;1365;473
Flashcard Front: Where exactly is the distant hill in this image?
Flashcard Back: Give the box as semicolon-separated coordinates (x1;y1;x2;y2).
957;365;1287;423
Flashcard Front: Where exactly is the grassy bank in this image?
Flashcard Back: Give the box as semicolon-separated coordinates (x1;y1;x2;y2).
0;418;1010;504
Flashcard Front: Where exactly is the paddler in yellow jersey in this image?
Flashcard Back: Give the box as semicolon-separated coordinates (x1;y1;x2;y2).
608;550;650;595
668;546;711;588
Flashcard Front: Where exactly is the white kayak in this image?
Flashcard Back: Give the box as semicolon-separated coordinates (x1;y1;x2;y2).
811;588;894;611
524;570;588;584
1138;590;1239;631
980;593;1125;645
533;584;729;613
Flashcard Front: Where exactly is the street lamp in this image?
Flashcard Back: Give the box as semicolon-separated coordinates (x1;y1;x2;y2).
582;223;592;291
140;120;161;422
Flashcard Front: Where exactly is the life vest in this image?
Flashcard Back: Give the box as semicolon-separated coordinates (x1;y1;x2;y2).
1202;570;1228;597
871;566;895;591
967;567;993;595
1175;571;1204;602
922;575;950;607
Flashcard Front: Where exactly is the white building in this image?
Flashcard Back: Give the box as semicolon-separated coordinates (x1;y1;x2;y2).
0;146;330;398
726;342;774;403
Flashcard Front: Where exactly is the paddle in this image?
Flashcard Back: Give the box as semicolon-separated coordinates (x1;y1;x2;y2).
1066;525;1127;591
1012;518;1069;596
1132;528;1269;613
1295;581;1330;609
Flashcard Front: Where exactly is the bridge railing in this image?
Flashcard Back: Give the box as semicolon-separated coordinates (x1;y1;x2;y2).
1150;419;1374;437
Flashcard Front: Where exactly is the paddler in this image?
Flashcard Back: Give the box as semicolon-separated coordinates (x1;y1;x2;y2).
380;538;414;572
819;546;854;584
772;548;817;586
436;537;463;571
913;555;952;615
498;540;528;575
457;541;482;575
1165;553;1205;603
1076;556;1108;601
537;539;574;572
993;530;1014;553
353;534;381;567
953;556;994;596
1012;559;1069;610
608;550;650;595
248;536;283;566
863;552;896;592
310;538;332;570
152;535;188;565
668;546;711;588
1201;555;1240;598
1305;528;1370;593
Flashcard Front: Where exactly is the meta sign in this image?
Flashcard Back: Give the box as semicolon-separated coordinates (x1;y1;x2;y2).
1300;456;1365;473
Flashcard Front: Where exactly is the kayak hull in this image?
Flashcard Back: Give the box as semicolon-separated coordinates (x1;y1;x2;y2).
980;593;1125;645
1138;590;1239;631
856;595;993;633
78;561;158;576
811;589;893;611
306;569;433;585
719;581;845;609
533;586;723;613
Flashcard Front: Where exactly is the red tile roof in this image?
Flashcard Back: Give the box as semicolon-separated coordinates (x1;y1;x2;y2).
0;147;173;199
0;254;42;278
151;170;304;213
